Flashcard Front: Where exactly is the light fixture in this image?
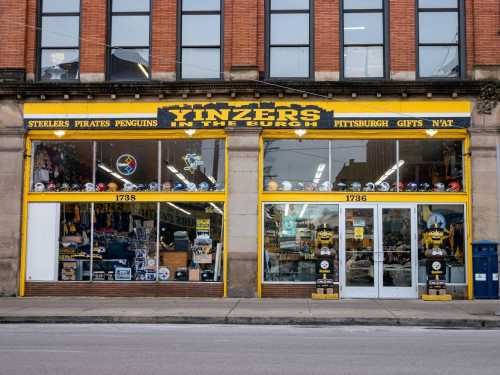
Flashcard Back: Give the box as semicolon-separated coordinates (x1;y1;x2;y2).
54;130;66;137
344;26;366;30
98;163;112;173
313;163;326;184
299;204;308;219
209;203;224;215
284;204;289;216
207;176;216;184
375;160;405;185
185;129;196;137
167;202;191;216
167;165;179;174
294;129;307;137
426;129;438;137
111;172;123;180
137;63;149;79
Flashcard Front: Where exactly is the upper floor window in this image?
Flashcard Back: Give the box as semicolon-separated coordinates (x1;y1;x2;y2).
418;0;461;78
267;0;311;79
108;0;151;81
39;0;80;81
342;0;386;79
180;0;222;79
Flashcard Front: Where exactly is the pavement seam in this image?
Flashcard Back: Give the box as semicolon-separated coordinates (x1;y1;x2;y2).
225;299;241;321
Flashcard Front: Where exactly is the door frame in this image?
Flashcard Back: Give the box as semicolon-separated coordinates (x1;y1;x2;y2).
340;203;418;299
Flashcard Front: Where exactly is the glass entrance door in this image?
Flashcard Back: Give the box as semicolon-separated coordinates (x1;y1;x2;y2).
341;204;417;299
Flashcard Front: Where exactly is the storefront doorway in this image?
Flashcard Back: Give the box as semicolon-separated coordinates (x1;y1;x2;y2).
340;204;417;299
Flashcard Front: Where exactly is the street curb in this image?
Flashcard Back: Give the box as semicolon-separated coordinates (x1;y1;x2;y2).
1;316;499;328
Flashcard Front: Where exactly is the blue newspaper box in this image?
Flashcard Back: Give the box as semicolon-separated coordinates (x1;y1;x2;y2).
472;241;499;299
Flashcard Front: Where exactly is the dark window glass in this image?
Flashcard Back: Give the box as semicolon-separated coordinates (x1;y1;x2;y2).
159;202;224;282
342;1;385;78
268;1;310;78
418;1;460;78
43;0;80;13
39;3;80;81
41;49;79;80
95;140;158;192
93;203;157;282
112;0;150;12
180;0;222;79
264;203;340;282
418;204;465;283
31;141;93;192
109;1;150;81
161;139;225;192
399;140;463;192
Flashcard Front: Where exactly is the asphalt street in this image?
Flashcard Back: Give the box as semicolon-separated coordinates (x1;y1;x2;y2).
0;324;499;375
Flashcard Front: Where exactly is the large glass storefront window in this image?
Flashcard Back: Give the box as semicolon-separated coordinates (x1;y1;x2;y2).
161;139;225;192
417;204;465;283
263;203;339;282
263;139;463;192
159;202;224;282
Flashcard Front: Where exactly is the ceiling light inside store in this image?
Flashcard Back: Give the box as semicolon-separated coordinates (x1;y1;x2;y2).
426;129;438;137
294;129;307;137
313;163;326;184
54;130;66;137
284;204;289;216
209;203;224;215
167;165;179;174
167;202;191;216
299;204;308;219
185;129;196;136
98;164;112;173
375;160;405;185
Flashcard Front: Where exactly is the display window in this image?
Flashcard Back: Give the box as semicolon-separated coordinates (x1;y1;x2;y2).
263;139;463;193
263;203;339;282
417;204;465;284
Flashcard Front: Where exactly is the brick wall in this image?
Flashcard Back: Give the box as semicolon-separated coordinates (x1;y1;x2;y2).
80;0;107;79
471;0;500;66
315;0;340;76
0;0;28;69
151;0;177;78
389;0;416;76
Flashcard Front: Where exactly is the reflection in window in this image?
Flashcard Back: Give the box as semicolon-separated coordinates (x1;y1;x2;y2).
39;1;80;81
342;0;384;78
159;202;224;281
180;0;221;79
264;203;339;282
269;0;310;78
31;141;93;192
162;139;225;192
109;0;150;80
418;204;465;283
399;140;463;192
418;1;460;78
59;203;92;281
93;203;157;281
95;141;158;192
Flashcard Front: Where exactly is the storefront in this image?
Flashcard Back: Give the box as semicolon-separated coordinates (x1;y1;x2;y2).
20;100;472;299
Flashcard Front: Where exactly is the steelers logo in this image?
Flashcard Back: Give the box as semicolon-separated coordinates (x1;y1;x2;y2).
116;154;137;176
432;261;442;271
320;260;330;270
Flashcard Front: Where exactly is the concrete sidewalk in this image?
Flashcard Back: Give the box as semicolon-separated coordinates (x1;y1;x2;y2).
0;297;499;328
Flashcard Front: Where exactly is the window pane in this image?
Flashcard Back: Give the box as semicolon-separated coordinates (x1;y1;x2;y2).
264;203;339;282
270;47;309;78
344;0;382;10
418;204;465;284
344;46;383;78
331;140;396;191
93;203;157;282
182;15;220;46
43;0;80;13
344;13;383;44
31;141;93;192
182;48;220;79
419;12;458;44
161;139;225;192
112;0;150;12
159;202;224;282
399;140;463;192
95;140;158;191
41;16;79;47
58;203;92;281
264;140;329;191
110;48;150;80
419;0;457;8
271;14;309;45
271;0;310;10
183;0;221;11
41;49;79;81
112;16;149;46
419;46;459;77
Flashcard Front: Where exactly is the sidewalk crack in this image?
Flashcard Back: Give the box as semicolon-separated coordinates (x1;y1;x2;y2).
225;299;241;320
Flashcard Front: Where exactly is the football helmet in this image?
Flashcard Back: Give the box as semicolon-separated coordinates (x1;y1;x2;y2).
34;182;45;192
406;182;418;192
433;182;446;192
281;180;293;191
350;182;362;192
447;181;461;192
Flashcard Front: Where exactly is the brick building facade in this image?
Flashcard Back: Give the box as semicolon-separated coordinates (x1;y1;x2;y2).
0;0;498;298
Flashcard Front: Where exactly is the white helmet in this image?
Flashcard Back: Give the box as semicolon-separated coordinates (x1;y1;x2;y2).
281;180;293;191
84;182;95;192
124;182;136;192
319;181;332;192
364;182;375;192
377;182;390;192
34;182;45;192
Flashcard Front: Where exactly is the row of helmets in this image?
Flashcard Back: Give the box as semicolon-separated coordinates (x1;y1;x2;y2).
266;180;462;192
33;181;218;192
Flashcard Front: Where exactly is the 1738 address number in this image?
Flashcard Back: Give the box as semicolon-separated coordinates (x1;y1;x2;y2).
116;194;137;201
